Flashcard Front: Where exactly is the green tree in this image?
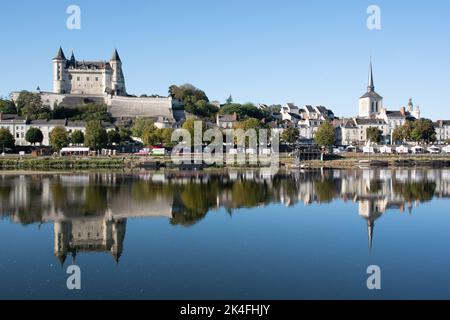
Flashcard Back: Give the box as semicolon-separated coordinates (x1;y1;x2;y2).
410;118;436;143
314;121;336;147
0;128;15;150
0;99;17;114
366;127;382;143
15;91;43;118
281;127;300;144
49;126;69;151
118;127;132;142
85;121;108;150
131;118;156;138
219;103;267;120
71;130;85;145
392;126;404;143
107;130;121;145
160;128;175;147
142;129;160;146
25;127;43;146
226;95;233;104
169;84;217;118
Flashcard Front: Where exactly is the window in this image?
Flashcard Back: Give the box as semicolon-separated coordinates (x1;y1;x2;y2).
87;77;90;81
96;77;99;81
77;77;80;81
16;133;19;138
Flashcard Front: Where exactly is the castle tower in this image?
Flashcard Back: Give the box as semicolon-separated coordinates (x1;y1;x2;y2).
52;47;68;94
54;221;72;266
358;60;383;118
109;49;126;96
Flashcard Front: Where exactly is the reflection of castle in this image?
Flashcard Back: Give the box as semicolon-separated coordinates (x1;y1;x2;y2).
54;217;126;265
1;169;449;262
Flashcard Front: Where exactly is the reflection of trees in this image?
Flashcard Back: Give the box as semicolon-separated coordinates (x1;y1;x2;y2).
314;178;338;203
0;170;447;226
393;180;436;202
231;181;270;207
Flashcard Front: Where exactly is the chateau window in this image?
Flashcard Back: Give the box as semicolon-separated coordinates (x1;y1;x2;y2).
96;77;99;81
16;133;19;138
77;77;80;81
87;77;90;81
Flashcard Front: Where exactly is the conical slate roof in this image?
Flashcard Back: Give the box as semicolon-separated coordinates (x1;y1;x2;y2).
54;47;66;60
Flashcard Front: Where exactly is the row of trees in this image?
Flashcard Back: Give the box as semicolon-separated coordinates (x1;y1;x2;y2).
393;119;436;143
0;121;132;152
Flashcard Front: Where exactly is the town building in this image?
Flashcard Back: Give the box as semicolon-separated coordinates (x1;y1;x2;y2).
0;113;114;146
434;120;450;143
217;112;238;129
281;103;335;141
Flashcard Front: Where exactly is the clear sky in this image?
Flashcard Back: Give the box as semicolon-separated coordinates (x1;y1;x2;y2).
0;0;449;119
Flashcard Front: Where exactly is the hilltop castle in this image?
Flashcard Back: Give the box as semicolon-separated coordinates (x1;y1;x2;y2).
53;47;126;96
10;47;181;123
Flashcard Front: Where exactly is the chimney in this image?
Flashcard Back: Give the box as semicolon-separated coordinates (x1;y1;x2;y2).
400;106;406;116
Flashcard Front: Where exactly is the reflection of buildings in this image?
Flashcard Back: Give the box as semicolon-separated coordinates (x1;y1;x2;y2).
1;169;450;262
55;218;126;265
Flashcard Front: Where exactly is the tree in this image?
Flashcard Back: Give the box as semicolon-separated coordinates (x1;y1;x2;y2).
25;127;43;146
0;128;15;150
281;127;300;144
392;126;404;143
160;128;175;147
131;118;156;138
226;95;233;104
410;118;436;143
118;127;132;142
219;103;267;120
15;91;43;118
0;99;17;114
71;130;85;145
314;121;336;147
366;127;382;143
107;130;121;145
182;118;205;139
142;129;160;146
85;121;108;150
169;84;217;118
49;126;69;151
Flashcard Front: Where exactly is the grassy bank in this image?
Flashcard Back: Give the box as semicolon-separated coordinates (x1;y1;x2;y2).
1;153;449;171
0;157;125;170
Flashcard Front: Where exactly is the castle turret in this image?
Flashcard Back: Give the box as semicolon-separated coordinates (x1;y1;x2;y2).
109;49;126;96
53;47;68;94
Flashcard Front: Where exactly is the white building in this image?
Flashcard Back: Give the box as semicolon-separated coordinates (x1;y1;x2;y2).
53;47;126;96
358;61;383;118
0;114;114;147
434;120;450;143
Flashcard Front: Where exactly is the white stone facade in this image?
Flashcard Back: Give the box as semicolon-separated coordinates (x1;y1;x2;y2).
53;48;126;96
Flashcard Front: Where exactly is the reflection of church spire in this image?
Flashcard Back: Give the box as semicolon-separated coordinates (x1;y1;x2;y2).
367;220;374;251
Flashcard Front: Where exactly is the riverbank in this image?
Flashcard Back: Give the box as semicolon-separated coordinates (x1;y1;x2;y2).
1;154;449;171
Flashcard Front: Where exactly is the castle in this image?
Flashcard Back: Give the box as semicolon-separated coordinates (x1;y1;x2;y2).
53;47;126;96
9;47;181;122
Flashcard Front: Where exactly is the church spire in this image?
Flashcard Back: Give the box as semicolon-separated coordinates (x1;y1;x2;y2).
368;60;375;92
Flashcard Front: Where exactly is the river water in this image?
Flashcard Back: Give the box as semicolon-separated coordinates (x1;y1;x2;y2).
0;168;449;299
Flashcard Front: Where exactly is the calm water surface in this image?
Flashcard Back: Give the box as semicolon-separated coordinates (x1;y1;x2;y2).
1;168;450;300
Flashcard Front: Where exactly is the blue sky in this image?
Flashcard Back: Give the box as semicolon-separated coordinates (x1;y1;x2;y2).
0;0;449;119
